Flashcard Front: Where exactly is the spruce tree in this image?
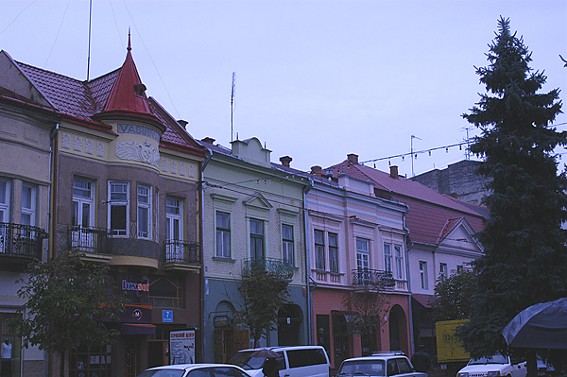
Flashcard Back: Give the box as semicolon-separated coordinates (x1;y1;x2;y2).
457;17;567;359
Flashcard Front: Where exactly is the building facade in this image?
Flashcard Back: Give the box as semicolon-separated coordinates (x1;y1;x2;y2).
0;37;205;377
323;154;486;363
0;51;52;377
199;137;310;363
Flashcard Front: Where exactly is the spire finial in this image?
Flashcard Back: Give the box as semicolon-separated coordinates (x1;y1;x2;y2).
127;28;132;51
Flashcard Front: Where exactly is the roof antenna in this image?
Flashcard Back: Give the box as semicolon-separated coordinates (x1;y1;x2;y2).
231;72;236;142
86;0;93;81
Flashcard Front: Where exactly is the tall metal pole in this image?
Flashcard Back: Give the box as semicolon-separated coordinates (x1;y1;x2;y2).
231;72;236;142
87;0;93;81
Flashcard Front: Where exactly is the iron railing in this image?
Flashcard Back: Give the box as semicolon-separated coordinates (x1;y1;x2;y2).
0;222;46;259
351;268;395;289
164;240;201;264
67;226;112;254
242;257;295;280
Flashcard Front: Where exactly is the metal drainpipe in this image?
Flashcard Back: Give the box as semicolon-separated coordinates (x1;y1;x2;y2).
403;210;416;355
200;146;213;361
302;177;314;344
48;122;59;260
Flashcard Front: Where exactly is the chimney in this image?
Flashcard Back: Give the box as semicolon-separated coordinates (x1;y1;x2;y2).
310;165;323;175
280;156;292;167
177;119;188;127
390;165;399;179
347;153;359;164
201;137;216;144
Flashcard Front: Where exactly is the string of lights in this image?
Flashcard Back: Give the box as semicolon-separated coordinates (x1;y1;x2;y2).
360;141;470;166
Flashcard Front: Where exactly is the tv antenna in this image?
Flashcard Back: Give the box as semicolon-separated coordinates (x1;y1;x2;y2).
231;72;236;142
86;0;93;81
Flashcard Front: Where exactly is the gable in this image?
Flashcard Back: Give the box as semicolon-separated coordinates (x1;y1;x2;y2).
243;193;273;211
437;218;482;253
0;51;52;108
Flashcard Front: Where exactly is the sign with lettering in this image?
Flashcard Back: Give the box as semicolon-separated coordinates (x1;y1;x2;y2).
162;310;173;323
170;330;195;365
117;124;160;142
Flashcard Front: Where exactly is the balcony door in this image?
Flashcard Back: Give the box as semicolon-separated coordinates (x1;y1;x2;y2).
165;197;183;262
356;237;370;284
72;178;95;251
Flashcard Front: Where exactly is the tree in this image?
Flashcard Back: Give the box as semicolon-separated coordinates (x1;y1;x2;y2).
458;17;567;372
235;262;290;348
342;289;390;354
12;251;124;377
431;270;476;322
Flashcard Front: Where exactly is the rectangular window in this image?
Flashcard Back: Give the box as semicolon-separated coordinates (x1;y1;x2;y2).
165;197;184;261
282;224;294;266
314;229;325;270
108;181;129;236
249;218;264;259
384;244;392;273
328;232;339;273
21;183;36;226
440;263;448;279
0;179;10;222
457;264;464;273
72;177;94;228
137;185;152;239
394;245;403;279
215;211;231;258
356;237;369;271
419;261;429;290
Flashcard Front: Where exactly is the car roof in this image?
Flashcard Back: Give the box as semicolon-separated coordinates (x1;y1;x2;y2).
341;353;409;363
238;345;325;352
147;363;245;371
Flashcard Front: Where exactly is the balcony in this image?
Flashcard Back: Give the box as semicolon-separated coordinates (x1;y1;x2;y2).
242;257;294;281
67;226;113;263
351;268;395;291
162;240;201;272
0;222;46;265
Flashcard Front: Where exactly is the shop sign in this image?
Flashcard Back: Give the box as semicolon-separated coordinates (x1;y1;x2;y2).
162;310;173;323
121;304;152;324
213;315;230;328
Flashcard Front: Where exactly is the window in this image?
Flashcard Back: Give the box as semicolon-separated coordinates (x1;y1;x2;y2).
328;233;339;273
457;264;464;273
419;261;429;290
314;230;325;270
166;197;184;261
73;177;95;228
108;181;129;236
21;183;36;226
282;224;294;266
215;211;231;258
0;179;10;222
356;237;369;271
249;218;264;259
439;263;448;279
384;244;392;273
394;245;403;279
137;185;152;239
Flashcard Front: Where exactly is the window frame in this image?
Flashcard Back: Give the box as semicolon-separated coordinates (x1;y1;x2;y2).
281;223;295;266
314;229;325;271
384;243;393;273
0;179;11;223
249;218;265;260
419;260;429;290
215;211;231;259
394;245;403;279
137;184;152;239
108;181;129;237
439;262;448;279
21;182;36;226
72;177;95;228
328;232;339;273
356;237;370;271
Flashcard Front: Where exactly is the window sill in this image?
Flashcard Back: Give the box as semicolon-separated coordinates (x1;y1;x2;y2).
212;256;236;263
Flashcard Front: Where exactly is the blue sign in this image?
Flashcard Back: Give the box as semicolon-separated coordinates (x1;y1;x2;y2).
162;310;173;323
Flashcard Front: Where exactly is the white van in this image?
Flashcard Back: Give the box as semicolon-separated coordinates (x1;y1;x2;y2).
227;345;330;377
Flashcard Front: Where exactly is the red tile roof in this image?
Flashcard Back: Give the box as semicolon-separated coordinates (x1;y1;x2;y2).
327;159;486;245
8;43;203;157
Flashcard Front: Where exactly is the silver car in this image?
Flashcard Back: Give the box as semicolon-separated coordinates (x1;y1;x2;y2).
337;352;427;377
137;363;252;377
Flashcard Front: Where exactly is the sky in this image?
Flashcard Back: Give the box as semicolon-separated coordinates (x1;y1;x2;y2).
1;0;566;176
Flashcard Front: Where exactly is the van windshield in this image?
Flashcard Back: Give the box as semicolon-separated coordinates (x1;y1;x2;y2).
227;351;284;371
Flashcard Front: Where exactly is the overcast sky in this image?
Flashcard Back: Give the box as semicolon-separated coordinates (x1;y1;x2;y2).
2;0;566;175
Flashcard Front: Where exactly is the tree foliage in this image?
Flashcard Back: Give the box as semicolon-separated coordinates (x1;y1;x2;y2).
431;270;476;322
342;290;390;336
12;251;124;373
235;263;290;348
458;17;567;359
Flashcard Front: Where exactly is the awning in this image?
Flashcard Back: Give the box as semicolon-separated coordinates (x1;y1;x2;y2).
412;294;434;308
120;323;156;335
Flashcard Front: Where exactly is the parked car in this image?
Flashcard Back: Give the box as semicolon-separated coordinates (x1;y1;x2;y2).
456;354;527;377
336;351;427;377
136;363;252;377
227;345;330;377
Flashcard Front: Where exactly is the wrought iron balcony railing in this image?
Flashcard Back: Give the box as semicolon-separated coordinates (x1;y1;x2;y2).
0;222;46;259
67;226;112;254
351;268;395;290
242;257;295;281
164;240;201;264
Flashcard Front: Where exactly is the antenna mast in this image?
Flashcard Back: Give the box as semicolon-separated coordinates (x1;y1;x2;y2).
230;72;236;142
410;135;421;177
86;0;93;81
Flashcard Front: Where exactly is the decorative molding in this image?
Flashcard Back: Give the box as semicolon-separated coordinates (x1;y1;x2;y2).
73;136;83;151
61;133;71;149
96;142;105;157
115;140;160;167
85;139;94;154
